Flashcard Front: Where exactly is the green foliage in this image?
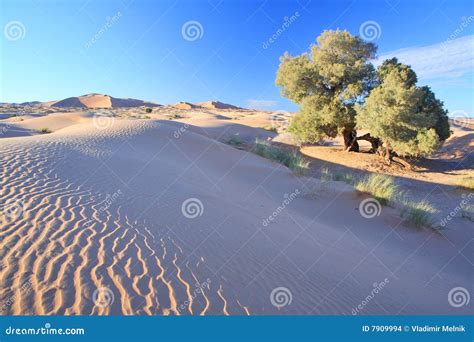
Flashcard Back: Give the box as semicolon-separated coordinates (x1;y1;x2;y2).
38;127;52;134
376;58;417;86
356;61;449;157
252;139;309;174
400;200;436;227
459;177;474;190
145;108;153;113
276;30;376;145
262;125;278;133
354;174;398;205
227;136;244;146
333;172;356;184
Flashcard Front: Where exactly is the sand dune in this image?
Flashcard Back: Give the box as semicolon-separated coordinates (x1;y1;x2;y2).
0;109;472;316
50;93;161;109
197;101;244;110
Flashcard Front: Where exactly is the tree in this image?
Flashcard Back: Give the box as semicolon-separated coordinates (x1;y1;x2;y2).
356;59;451;163
276;30;376;151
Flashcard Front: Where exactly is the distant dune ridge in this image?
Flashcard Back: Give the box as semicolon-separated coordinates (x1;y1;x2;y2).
50;93;162;108
4;94;249;110
197;101;243;110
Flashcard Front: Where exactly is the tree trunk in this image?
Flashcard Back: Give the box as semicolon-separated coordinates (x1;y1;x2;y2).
384;145;391;165
356;133;382;153
343;128;359;152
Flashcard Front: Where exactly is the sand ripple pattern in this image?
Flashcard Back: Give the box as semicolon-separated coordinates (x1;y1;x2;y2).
0;122;239;315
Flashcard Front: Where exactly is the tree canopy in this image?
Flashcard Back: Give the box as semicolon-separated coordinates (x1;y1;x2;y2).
276;30;377;151
276;30;450;163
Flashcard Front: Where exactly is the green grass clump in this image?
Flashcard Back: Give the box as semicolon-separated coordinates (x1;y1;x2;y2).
400;200;436;227
333;171;356;185
38;127;52;134
227;136;244;146
252;139;309;175
262;125;278;133
354;174;398;205
458;177;474;190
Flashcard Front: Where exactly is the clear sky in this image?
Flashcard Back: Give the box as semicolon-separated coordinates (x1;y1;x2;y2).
1;0;473;117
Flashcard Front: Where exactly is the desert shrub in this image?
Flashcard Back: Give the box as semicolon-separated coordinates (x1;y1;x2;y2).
252;139;309;174
263;125;278;133
459;177;474;190
38;128;52;134
9;113;17;118
354;174;398;205
333;171;356;184
168;114;182;120
400;200;436;227
227;136;244;146
145;108;152;113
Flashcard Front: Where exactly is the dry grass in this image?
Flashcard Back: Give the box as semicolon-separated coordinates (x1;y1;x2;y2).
252;139;309;175
354;174;398;205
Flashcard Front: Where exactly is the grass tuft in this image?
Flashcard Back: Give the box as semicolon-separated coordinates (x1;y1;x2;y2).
400;200;436;228
354;174;398;205
458;177;474;190
252;139;309;175
227;136;244;146
262;125;278;133
333;171;356;185
38;127;52;134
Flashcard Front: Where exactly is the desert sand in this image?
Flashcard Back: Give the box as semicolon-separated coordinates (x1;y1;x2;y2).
0;101;472;315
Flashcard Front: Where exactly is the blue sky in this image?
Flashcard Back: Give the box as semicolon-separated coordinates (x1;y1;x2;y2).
1;0;473;117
